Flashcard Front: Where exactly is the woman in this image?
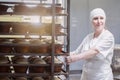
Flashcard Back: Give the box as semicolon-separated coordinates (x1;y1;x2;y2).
66;8;115;80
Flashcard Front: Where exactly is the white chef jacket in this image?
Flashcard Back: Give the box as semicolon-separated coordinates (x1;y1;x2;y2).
71;30;114;80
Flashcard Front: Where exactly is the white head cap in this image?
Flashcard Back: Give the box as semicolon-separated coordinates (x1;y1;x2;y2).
90;8;106;21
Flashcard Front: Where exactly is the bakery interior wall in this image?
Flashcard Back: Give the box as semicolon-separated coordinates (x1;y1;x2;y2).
70;0;120;71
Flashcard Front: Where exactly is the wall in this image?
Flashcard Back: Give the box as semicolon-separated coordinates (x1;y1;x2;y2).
70;0;120;70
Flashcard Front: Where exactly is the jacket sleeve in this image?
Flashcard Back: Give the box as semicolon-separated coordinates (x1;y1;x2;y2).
95;33;114;58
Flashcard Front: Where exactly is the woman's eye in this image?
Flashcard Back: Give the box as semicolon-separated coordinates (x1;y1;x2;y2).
93;17;98;20
93;17;104;20
100;17;104;19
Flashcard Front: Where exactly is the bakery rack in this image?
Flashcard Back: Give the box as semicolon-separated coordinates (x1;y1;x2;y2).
0;0;70;80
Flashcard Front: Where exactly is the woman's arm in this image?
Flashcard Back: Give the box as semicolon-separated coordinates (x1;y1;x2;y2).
66;31;114;64
66;47;99;64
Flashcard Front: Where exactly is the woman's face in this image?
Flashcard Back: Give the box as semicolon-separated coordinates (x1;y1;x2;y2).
92;16;105;32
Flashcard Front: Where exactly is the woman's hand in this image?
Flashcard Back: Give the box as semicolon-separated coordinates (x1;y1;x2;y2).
65;55;79;64
65;56;73;64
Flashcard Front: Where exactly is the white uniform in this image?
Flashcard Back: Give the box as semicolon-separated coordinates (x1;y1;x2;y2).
71;30;114;80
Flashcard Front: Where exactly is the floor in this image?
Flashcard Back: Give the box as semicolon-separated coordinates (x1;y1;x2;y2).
70;74;81;80
69;70;81;80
